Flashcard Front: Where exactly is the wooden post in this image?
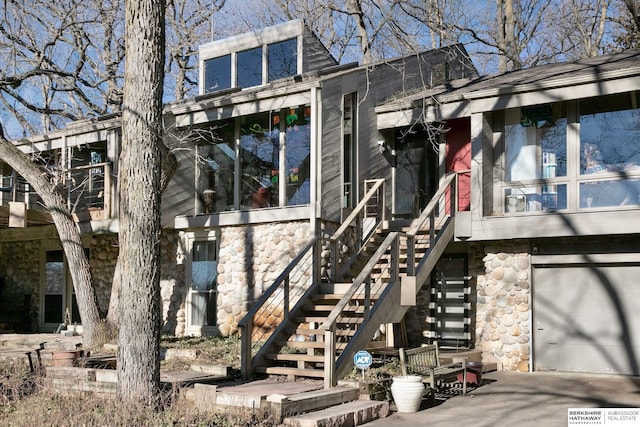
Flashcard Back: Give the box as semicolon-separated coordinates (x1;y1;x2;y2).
240;319;253;380
324;328;336;389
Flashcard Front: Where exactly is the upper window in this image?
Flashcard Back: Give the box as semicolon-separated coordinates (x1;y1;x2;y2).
237;47;262;88
203;38;298;93
268;38;297;82
204;55;231;92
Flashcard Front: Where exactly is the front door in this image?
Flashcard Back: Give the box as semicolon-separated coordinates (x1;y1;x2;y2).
446;118;472;211
394;130;438;218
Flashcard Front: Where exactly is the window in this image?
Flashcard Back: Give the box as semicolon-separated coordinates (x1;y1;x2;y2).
268;38;298;82
503;103;567;212
343;93;357;208
198;104;311;211
70;142;107;210
240;112;280;209
499;93;640;214
204;55;231;93
43;250;80;327
196;122;235;213
203;37;298;92
237;47;262;88
284;105;311;206
190;241;217;327
579;93;640;208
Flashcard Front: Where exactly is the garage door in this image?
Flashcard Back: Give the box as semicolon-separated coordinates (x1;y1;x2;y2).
534;265;640;375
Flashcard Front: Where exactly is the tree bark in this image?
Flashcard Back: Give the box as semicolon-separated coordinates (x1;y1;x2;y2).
117;0;165;405
0;129;104;349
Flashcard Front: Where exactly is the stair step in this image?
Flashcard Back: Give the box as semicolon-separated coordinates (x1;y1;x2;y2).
278;341;347;350
266;353;326;363
295;315;365;323
282;399;390;427
304;304;366;313
255;366;325;378
311;293;382;301
286;328;355;337
269;386;360;423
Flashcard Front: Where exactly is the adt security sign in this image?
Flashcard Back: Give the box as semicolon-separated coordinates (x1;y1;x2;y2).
354;350;372;370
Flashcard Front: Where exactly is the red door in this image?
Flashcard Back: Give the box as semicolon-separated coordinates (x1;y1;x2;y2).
445;118;471;211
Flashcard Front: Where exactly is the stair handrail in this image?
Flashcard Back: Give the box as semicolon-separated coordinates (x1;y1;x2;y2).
331;178;385;281
238;178;386;380
405;172;457;279
239;237;322;379
319;173;459;387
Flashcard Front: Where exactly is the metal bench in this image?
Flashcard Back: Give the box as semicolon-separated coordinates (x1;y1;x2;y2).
399;342;467;395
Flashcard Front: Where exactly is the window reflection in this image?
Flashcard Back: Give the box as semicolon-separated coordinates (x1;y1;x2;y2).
237;47;262;88
284;106;311;206
579;93;640;208
580;96;640;176
240;113;279;209
204;55;231;93
268;38;297;82
197;122;235;213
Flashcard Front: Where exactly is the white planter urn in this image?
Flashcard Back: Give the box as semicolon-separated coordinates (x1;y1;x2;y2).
390;375;425;413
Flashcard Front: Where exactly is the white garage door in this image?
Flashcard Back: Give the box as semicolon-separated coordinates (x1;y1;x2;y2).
534;265;640;375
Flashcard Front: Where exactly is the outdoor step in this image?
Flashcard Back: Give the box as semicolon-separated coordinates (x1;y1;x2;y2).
282;399;389;427
311;293;382;301
268;386;360;424
295;316;365;324
304;304;360;312
266;353;326;363
286;328;355;337
255;366;325;378
278;341;347;350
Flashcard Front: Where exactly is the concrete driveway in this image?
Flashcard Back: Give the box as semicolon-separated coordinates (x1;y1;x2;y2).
366;371;640;427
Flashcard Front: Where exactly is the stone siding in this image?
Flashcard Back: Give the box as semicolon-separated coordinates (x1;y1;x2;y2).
474;242;531;372
0;240;42;331
214;220;316;336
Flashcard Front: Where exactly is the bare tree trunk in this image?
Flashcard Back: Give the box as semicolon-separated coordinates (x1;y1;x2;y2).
106;142;177;328
0;129;104;349
117;0;165;406
346;0;373;64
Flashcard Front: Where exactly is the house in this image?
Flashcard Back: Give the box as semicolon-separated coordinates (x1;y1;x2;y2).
1;20;639;386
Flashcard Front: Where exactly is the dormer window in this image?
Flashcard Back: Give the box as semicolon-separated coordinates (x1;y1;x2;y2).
201;37;300;93
268;38;297;82
204;55;231;92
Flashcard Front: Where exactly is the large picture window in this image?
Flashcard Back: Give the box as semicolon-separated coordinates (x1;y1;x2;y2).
240;112;280;209
500;93;640;214
503;103;567;212
579;93;640;208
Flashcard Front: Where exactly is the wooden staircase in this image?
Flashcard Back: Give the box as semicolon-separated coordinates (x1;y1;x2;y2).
239;174;460;388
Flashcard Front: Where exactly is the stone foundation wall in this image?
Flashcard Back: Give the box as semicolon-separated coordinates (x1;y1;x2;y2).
214;220;319;336
0;240;42;331
474;242;531;372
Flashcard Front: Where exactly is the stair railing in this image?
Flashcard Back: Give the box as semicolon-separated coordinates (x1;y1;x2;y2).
239;178;386;379
331;179;385;281
239;237;323;379
320;172;460;387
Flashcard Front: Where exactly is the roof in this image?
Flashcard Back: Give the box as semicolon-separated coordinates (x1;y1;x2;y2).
377;49;640;112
